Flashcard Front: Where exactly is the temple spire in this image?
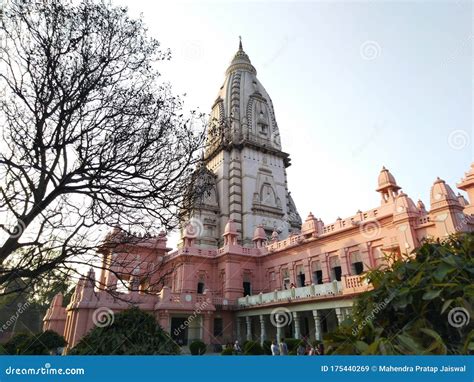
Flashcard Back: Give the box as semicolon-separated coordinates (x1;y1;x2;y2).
239;35;243;51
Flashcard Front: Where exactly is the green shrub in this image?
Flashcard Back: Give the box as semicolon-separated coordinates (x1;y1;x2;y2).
70;307;180;355
262;340;272;355
325;233;474;355
243;340;264;355
189;340;207;355
221;347;233;355
284;338;303;353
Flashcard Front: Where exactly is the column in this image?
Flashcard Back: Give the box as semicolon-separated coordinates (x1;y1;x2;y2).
276;313;283;342
259;315;266;345
245;316;252;341
236;317;241;341
292;311;301;339
340;248;350;276
202;313;212;344
335;307;344;325
321;253;330;283
312;310;322;341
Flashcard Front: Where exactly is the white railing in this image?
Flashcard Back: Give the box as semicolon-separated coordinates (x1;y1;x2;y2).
237;281;342;307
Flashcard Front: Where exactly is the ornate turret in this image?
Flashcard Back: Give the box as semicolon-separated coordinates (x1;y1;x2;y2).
252;225;267;248
194;38;301;246
377;166;401;204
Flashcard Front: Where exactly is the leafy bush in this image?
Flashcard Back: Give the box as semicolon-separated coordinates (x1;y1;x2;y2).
189;340;207;355
221;347;233;355
262;340;272;355
2;331;67;355
243;340;264;355
70;307;180;355
325;234;474;355
283;338;304;353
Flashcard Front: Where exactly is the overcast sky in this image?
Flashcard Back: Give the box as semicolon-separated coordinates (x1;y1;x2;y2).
114;0;472;245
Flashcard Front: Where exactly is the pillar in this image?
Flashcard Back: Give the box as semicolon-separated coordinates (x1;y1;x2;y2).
276;313;283;341
259;315;266;345
202;313;212;344
335;307;344;325
245;316;252;341
236;317;241;341
292;311;301;339
312;310;322;341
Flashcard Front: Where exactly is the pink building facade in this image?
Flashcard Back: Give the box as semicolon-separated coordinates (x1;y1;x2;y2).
44;41;474;352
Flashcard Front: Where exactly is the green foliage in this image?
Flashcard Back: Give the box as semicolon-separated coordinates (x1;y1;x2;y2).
189;340;207;355
221;347;234;355
70;307;180;355
283;338;305;353
262;340;272;355
2;331;66;355
243;340;264;355
325;234;474;355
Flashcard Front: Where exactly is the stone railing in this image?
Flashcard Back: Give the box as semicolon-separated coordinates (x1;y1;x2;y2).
237;281;342;308
342;275;372;294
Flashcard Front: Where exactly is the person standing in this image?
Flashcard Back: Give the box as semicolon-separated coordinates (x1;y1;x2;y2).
271;340;280;356
279;338;288;355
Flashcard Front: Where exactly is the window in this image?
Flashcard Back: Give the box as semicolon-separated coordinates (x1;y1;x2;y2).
243;281;252;296
330;256;342;282
197;281;205;294
312;270;323;284
351;252;364;275
282;268;290;290
296;265;305;287
213;318;223;337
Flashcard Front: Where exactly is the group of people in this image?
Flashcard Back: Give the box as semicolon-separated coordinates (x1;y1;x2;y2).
270;338;324;356
231;338;324;356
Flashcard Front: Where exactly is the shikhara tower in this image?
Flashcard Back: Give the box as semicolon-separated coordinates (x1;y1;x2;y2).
184;39;302;248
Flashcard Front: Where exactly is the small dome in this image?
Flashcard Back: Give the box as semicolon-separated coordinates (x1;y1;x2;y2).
223;219;238;236
457;193;469;207
252;225;267;241
457;162;474;191
417;199;427;213
377;166;401;192
302;212;318;235
271;230;279;241
394;192;418;215
430;177;459;206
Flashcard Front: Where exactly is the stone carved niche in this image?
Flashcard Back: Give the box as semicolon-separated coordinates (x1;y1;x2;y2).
252;169;283;217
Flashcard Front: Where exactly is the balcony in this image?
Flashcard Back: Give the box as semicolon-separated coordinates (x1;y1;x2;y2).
237;275;371;308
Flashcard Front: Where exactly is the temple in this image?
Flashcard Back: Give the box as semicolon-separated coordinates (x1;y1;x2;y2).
44;40;474;351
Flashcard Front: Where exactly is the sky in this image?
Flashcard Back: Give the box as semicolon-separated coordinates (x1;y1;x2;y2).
112;0;472;245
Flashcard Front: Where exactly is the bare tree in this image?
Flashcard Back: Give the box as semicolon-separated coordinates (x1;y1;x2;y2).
0;0;205;296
